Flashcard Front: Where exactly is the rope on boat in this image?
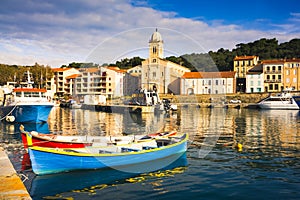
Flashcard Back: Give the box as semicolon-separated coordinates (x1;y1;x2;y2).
0;102;18;121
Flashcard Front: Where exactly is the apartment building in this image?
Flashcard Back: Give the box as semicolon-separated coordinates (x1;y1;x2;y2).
283;58;300;90
233;55;259;92
261;60;284;92
75;67;125;99
46;67;80;97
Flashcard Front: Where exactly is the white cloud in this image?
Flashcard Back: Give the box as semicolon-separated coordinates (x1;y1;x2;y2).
0;0;299;67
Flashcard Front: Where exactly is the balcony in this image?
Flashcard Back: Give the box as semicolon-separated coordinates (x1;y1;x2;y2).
264;79;282;83
265;70;282;74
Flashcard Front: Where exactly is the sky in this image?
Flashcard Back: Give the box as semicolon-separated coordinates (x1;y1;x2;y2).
0;0;299;67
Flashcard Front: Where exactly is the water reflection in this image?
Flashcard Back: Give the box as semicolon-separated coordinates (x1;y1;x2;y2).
1;107;300;199
1;107;300;156
28;153;188;200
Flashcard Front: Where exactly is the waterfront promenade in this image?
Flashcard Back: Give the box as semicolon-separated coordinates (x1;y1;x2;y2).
0;148;31;200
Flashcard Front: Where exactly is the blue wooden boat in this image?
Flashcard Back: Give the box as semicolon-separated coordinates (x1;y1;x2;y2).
27;133;188;175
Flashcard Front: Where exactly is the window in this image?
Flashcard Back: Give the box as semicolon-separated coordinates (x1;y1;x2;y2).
278;75;281;80
272;75;276;80
153;47;156;54
272;66;276;71
267;75;270;80
208;80;211;85
267;66;270;71
215;80;218;85
269;84;273;90
286;78;290;83
286;70;289;75
250;81;253;86
294;69;297;75
275;84;278;90
153;59;156;63
153;72;156;78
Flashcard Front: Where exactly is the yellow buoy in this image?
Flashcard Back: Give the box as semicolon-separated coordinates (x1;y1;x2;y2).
237;143;243;151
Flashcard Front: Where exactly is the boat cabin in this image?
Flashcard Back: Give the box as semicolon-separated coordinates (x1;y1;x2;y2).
130;89;161;106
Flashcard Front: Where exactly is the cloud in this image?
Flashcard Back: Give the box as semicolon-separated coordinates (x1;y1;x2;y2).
0;0;299;67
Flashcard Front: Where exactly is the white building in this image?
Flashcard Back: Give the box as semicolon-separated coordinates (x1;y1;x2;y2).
75;67;125;99
181;71;236;95
246;64;265;93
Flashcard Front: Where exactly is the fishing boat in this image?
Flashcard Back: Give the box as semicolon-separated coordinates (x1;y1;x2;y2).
257;89;300;110
129;88;165;113
26;132;188;175
20;125;177;149
0;71;54;123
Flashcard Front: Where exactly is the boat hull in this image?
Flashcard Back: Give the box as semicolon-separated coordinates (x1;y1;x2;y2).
21;132;91;149
258;103;299;110
28;134;188;175
12;105;53;123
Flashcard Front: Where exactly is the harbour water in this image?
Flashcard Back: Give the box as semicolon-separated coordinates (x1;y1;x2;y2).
1;106;300;200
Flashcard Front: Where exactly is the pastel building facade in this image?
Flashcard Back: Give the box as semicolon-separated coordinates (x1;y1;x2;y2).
75;67;125;99
283;59;300;90
246;64;265;93
46;67;80;97
180;71;236;95
261;60;284;92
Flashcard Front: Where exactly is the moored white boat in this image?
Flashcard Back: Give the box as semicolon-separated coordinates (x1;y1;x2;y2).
257;89;300;110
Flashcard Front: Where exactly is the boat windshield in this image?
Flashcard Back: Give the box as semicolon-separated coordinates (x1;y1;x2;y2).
24;92;40;97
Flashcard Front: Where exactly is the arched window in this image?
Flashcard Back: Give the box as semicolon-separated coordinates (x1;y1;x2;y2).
153;46;157;54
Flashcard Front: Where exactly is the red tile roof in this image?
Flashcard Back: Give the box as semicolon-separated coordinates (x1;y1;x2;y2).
182;71;236;79
234;56;258;61
107;66;126;73
52;68;70;72
66;74;80;79
261;59;284;64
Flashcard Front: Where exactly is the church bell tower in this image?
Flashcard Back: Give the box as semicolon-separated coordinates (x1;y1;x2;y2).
149;29;164;62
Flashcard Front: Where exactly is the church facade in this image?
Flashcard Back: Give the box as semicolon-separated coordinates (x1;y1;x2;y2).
141;30;190;94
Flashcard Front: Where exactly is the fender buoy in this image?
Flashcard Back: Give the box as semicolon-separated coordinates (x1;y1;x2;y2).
6;115;15;122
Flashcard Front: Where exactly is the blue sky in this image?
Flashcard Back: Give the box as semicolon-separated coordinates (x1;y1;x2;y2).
0;0;299;67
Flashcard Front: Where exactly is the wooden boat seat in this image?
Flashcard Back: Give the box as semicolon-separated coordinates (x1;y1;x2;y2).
98;150;113;154
142;146;156;150
121;147;140;152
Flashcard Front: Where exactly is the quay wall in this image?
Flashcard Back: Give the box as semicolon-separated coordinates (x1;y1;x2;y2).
160;93;269;104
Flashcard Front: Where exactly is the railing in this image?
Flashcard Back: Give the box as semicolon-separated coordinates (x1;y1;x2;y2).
264;79;282;83
264;70;282;74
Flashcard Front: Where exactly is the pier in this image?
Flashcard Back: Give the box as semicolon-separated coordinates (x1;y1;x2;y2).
0;149;31;200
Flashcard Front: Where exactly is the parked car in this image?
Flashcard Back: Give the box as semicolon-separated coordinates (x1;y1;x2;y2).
229;99;241;104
